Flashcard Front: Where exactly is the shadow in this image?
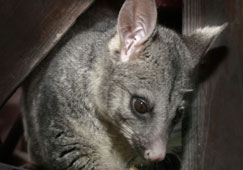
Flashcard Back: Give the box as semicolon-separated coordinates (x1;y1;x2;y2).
136;153;181;170
0;114;23;164
158;7;182;33
198;46;228;84
161;153;181;170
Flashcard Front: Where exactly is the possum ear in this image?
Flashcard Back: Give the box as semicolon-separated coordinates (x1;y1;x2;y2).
184;23;228;64
117;0;157;62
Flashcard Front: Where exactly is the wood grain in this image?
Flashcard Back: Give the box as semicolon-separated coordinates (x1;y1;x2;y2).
183;0;243;170
0;0;94;109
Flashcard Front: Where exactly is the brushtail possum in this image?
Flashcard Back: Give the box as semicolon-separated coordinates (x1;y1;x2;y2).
21;0;226;169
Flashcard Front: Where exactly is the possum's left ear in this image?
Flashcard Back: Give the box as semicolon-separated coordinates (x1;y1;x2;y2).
184;23;228;64
117;0;157;62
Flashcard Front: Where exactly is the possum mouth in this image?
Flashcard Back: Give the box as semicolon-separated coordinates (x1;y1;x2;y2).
130;158;151;169
131;153;181;170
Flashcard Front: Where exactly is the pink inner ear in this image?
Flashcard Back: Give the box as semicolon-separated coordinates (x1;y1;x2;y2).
118;0;157;62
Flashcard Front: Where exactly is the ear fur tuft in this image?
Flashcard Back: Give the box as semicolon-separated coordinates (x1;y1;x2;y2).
108;34;120;55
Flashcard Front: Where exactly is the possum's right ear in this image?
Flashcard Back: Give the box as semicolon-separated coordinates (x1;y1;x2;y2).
116;0;157;62
183;23;228;66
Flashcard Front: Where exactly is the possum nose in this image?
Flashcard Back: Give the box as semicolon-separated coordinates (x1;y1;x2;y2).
144;140;166;162
144;149;165;162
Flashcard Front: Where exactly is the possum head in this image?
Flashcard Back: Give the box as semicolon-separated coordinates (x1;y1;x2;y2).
92;0;226;163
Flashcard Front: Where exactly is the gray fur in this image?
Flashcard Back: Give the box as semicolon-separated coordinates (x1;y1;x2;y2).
21;1;226;170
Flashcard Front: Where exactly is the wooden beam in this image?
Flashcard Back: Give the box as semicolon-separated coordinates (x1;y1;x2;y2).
0;0;94;109
183;0;243;170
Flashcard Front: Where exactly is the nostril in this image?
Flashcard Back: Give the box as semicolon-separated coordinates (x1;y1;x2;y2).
144;149;165;162
144;150;151;159
144;139;167;162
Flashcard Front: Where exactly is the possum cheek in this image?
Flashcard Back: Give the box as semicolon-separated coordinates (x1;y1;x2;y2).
120;123;135;144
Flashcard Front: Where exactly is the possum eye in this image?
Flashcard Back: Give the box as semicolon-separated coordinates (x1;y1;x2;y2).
131;97;149;114
177;105;185;115
172;106;185;124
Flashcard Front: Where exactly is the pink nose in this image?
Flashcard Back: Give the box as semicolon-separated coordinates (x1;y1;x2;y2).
143;139;166;162
144;149;165;162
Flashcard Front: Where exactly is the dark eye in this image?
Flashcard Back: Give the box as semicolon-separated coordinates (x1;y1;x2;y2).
177;105;185;115
132;98;149;114
172;106;185;124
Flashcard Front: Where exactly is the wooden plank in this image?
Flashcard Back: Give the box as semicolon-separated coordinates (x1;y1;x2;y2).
183;0;243;170
182;0;204;35
182;1;204;169
0;0;94;109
